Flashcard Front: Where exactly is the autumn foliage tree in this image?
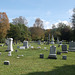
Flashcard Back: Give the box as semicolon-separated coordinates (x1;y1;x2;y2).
30;27;45;41
0;12;10;42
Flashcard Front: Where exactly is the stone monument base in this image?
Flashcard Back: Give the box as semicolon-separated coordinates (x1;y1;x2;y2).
50;42;54;44
48;54;57;59
5;50;11;52
62;51;68;53
69;47;75;52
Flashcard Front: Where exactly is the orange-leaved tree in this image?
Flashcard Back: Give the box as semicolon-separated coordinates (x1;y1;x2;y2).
0;12;10;42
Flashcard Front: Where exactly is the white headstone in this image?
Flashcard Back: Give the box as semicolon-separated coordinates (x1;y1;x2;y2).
51;35;54;44
7;38;13;51
8;51;12;56
31;46;34;49
20;46;25;49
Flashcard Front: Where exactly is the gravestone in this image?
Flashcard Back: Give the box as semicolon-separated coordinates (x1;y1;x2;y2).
17;46;19;48
69;42;75;51
23;41;29;48
57;37;59;44
48;45;57;59
20;46;25;49
15;50;18;52
59;41;62;45
0;52;1;55
8;51;12;56
62;55;67;60
37;46;41;49
62;45;68;53
29;44;31;47
38;40;41;45
51;35;54;44
4;61;10;65
44;47;46;49
17;55;24;57
0;44;3;47
6;38;13;51
57;51;61;55
40;54;44;58
31;46;34;49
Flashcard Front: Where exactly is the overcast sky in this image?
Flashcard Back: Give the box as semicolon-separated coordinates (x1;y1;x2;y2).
0;0;75;29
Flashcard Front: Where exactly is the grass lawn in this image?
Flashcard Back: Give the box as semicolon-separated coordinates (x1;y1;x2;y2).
0;42;75;75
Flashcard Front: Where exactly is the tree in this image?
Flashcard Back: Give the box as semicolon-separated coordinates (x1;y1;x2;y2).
7;23;21;40
44;29;51;41
33;18;44;29
72;8;75;30
12;16;28;25
30;27;45;41
0;12;10;42
57;22;71;41
71;8;75;40
7;23;31;42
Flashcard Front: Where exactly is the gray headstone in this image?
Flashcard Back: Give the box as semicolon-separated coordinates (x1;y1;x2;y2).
57;51;61;55
23;41;29;48
20;46;25;49
40;54;44;58
38;40;41;45
57;37;59;44
48;45;57;59
4;61;10;65
62;55;67;60
17;46;19;48
15;50;18;52
62;45;68;53
69;42;75;51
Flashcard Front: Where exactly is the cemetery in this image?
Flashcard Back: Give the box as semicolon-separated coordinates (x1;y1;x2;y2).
0;39;75;75
0;1;75;75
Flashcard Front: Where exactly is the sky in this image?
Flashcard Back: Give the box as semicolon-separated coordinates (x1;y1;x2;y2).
0;0;75;29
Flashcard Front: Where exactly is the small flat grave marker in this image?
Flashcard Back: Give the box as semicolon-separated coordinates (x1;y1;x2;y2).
40;54;44;58
4;61;10;65
62;55;67;60
20;46;25;49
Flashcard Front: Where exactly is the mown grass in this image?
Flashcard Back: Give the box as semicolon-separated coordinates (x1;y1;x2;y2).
0;42;75;75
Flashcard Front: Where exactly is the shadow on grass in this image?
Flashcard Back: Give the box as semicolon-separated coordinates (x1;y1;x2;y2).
21;65;75;75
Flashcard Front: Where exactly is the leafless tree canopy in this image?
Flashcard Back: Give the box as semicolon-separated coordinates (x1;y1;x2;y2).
12;16;28;25
33;18;44;29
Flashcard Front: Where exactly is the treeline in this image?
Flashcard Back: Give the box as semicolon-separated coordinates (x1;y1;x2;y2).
0;22;73;42
0;8;75;42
